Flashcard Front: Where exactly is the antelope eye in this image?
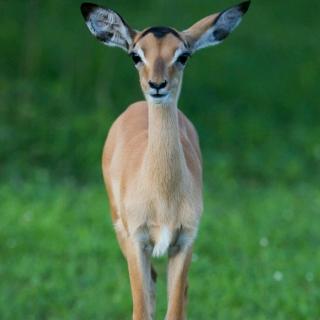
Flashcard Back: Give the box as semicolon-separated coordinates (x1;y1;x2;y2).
176;53;190;65
130;52;142;65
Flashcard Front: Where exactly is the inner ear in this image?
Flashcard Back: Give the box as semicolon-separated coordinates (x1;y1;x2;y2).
213;1;250;41
183;1;250;52
80;3;136;52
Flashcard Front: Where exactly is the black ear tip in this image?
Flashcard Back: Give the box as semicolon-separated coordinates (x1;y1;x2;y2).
80;2;98;20
238;0;251;14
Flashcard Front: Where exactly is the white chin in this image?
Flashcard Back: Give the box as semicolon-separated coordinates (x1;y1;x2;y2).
147;94;170;104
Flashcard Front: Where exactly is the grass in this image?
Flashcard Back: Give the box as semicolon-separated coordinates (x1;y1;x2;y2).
1;2;320;318
1;177;319;319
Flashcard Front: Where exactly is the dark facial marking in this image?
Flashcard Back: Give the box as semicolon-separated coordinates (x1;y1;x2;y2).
141;26;181;39
133;26;188;48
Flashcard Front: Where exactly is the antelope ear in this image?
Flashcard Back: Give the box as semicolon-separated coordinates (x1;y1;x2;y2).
183;1;250;52
80;2;136;52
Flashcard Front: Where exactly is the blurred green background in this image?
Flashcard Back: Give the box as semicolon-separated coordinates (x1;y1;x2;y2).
1;0;319;319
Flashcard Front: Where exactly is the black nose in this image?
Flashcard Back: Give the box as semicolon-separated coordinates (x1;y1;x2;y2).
148;80;167;90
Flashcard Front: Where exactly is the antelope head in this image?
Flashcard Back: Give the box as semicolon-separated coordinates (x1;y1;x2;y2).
81;1;251;105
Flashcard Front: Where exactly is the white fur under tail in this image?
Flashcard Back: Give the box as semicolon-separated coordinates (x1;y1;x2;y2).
152;226;171;257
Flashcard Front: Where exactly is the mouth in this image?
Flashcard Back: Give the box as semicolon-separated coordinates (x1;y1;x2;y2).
150;93;168;99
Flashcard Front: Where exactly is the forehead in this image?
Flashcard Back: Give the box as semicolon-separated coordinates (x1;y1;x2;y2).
133;27;187;57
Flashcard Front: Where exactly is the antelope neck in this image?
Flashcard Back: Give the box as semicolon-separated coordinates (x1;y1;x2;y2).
145;101;186;187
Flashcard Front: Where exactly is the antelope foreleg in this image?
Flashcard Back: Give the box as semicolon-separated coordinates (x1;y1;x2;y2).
126;239;153;320
165;246;192;320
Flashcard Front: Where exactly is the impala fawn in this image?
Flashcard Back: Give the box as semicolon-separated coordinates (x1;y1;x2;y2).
81;1;250;319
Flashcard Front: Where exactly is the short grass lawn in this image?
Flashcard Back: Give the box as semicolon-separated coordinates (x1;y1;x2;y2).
0;180;319;319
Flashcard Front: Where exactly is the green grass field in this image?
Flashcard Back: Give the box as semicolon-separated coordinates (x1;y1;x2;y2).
1;178;319;319
1;0;320;318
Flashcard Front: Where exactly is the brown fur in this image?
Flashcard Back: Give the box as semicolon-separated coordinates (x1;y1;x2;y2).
81;2;250;318
102;35;203;318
